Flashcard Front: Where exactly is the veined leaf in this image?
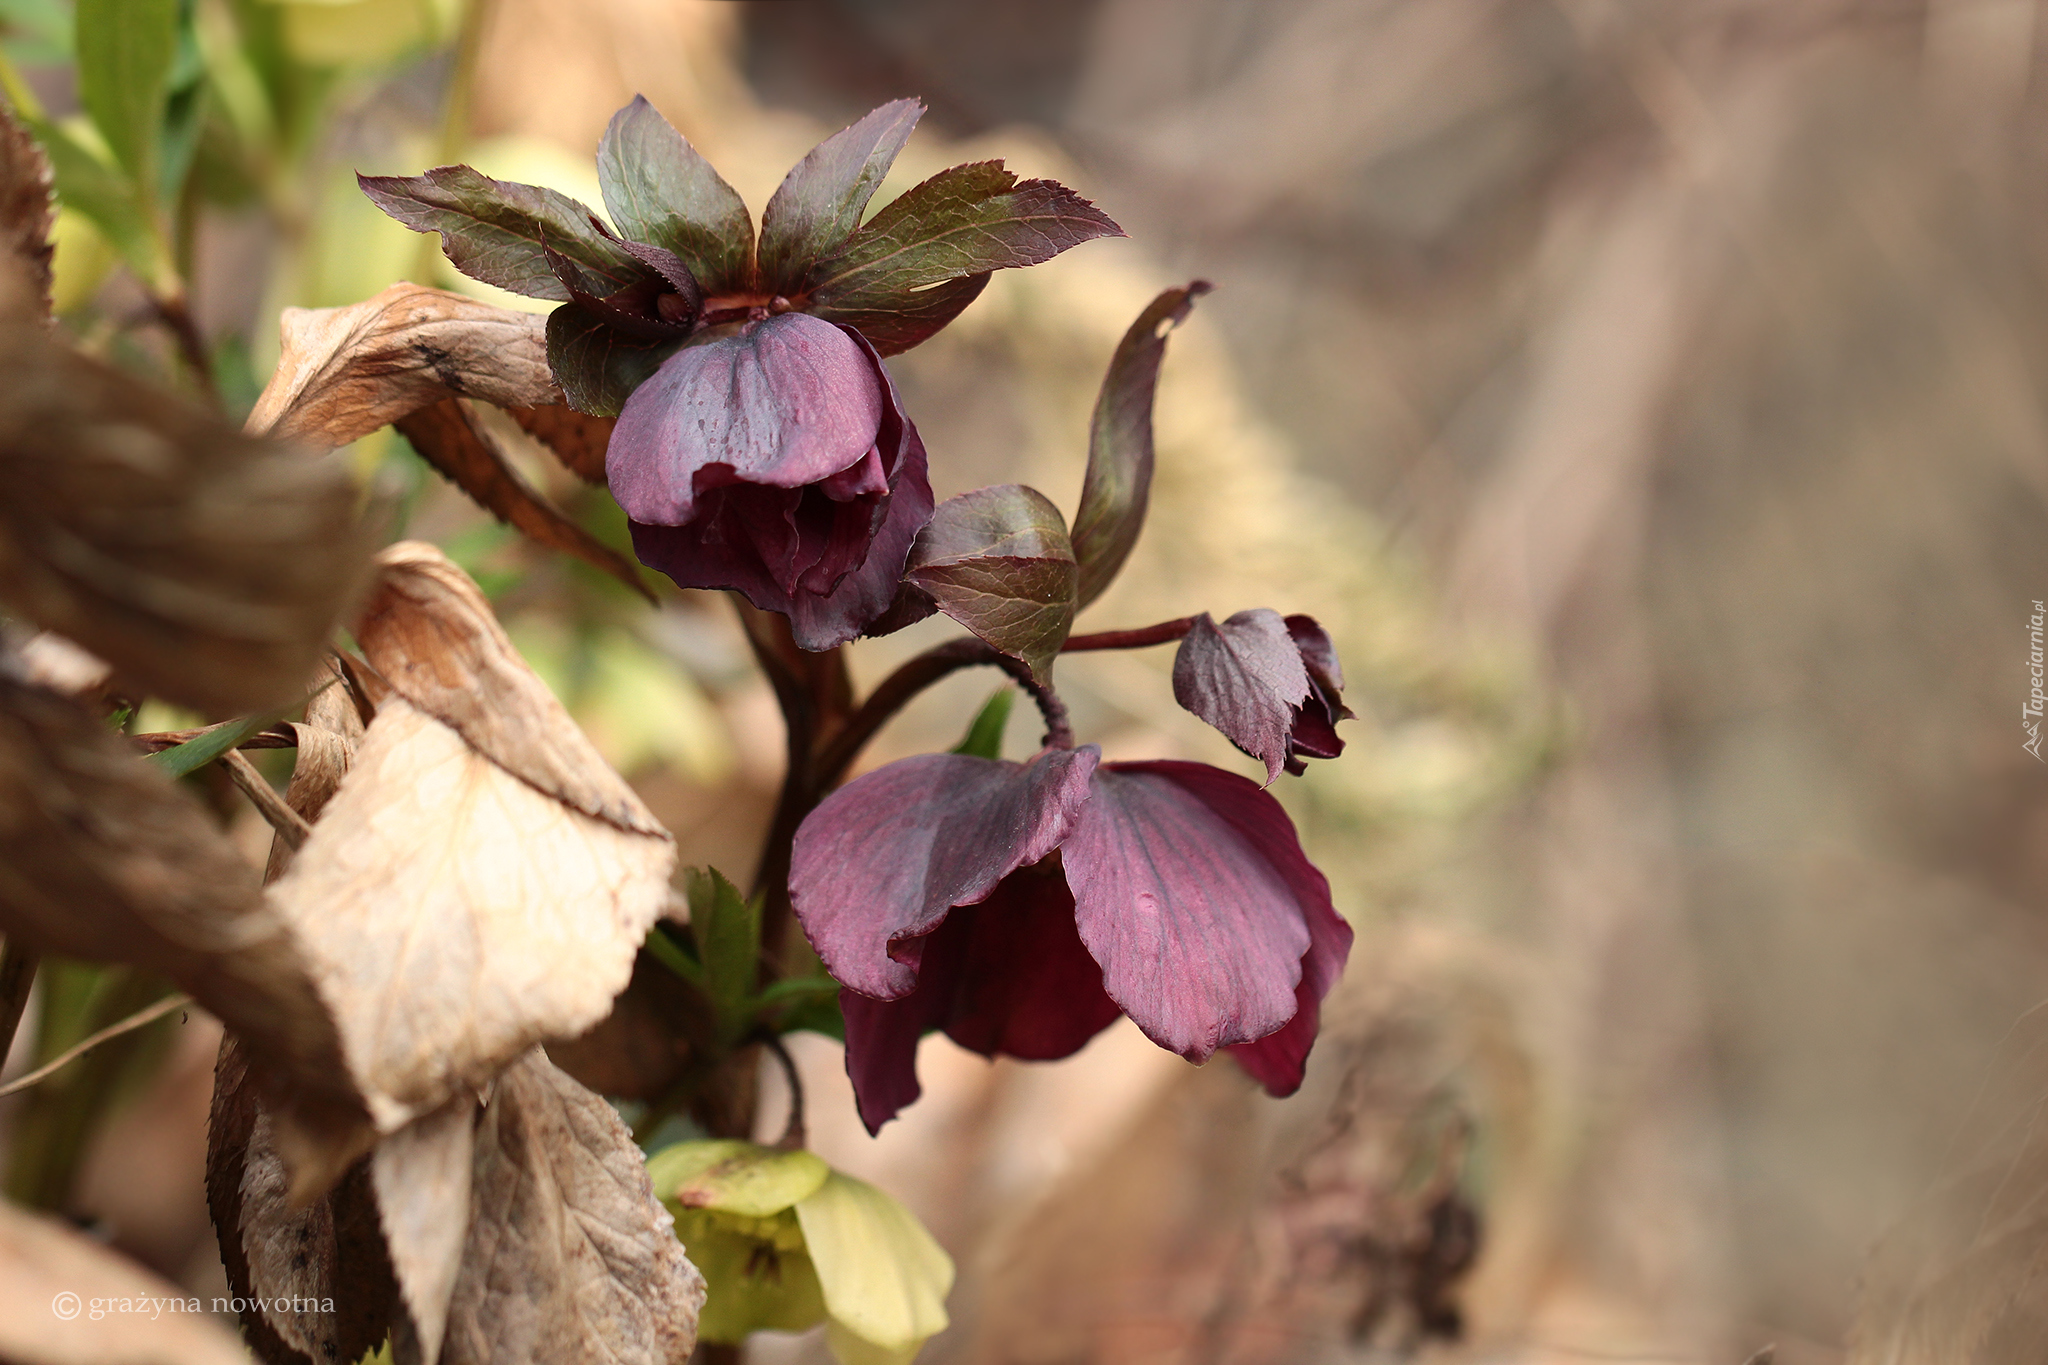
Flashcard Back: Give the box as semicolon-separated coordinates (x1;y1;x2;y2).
358;165;641;301
545;300;683;416
906;484;1078;687
74;0;175;193
597;96;752;294
685;867;760;1047
757;99;921;296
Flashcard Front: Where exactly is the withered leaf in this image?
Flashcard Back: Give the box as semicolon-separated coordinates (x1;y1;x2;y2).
265;667;366;884
208;1037;323;1365
247;283;559;450
393;397;651;601
441;1049;705;1365
0;678;366;1177
371;1096;478;1365
506;403;615;484
0;101;54;321
352;542;667;834
0;1197;250;1365
0;324;370;716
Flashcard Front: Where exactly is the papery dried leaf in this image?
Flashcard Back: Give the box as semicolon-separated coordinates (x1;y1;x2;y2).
208;1037;321;1365
265;666;365;884
597;97;754;294
809;160;1121;302
0;678;366;1172
394;397;652;600
372;1097;478;1365
0;102;55;321
247;283;559;449
906;484;1078;687
352;541;666;834
359;167;640;301
1071;283;1210;610
757;100;923;296
268;695;673;1132
506;403;615;483
0;1197;249;1365
0;324;369;716
441;1049;705;1365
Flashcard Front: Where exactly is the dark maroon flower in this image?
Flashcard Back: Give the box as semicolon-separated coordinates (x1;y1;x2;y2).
791;749;1351;1132
615;313;935;649
1172;609;1353;781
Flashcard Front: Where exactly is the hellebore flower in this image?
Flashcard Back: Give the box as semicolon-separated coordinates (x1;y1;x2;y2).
609;312;934;650
790;747;1353;1132
646;1139;954;1365
1172;609;1354;781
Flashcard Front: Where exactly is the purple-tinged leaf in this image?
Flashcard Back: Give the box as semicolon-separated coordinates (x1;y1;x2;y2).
757;99;922;296
606;312;884;526
597;96;753;294
1283;613;1352;769
544;302;684;417
1172;609;1311;784
359;167;639;301
810;161;1121;303
542;242;692;344
790;746;1100;999
906;484;1077;687
808;270;989;358
841;868;1121;1133
1063;761;1312;1061
616;240;704;319
1071;283;1211;609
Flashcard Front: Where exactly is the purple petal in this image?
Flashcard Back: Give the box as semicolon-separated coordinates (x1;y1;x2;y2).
840;867;1119;1134
606;312;883;526
790;746;1100;998
1172;609;1312;785
1064;761;1319;1062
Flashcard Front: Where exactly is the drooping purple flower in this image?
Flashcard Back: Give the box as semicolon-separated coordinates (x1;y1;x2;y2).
615;313;935;649
791;749;1351;1132
1172;609;1353;781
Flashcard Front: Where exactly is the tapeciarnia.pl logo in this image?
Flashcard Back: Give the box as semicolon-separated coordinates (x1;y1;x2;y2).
2026;600;2045;761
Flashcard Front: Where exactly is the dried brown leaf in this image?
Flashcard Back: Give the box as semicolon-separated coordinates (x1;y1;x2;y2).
352;541;665;835
247;283;559;449
208;1037;398;1365
0;101;54;321
371;1097;477;1365
265;669;366;884
0;1196;249;1365
393;397;650;600
0;678;367;1176
267;691;673;1133
506;403;615;484
0;325;370;716
440;1049;704;1365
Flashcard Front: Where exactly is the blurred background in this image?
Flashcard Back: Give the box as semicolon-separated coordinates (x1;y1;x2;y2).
10;1;2048;1362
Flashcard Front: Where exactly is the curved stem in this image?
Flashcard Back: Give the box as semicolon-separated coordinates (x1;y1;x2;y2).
1062;616;1199;652
757;1031;806;1150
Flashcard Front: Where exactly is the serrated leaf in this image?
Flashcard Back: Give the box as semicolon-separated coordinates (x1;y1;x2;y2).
757;99;921;296
0;101;55;317
394;395;653;601
545;299;684;416
75;0;175;191
1071;282;1210;610
806;269;989;357
794;1171;954;1360
951;688;1014;759
246;282;560;449
906;484;1077;687
809;160;1121;303
597;95;753;294
1171;609;1312;785
685;867;760;1046
358;165;641;301
647;1139;829;1218
506;402;614;482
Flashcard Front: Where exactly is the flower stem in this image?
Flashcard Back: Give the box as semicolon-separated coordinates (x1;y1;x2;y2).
1062;616;1199;652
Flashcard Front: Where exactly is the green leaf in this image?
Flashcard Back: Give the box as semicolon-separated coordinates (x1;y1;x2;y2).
145;713;266;778
795;1172;954;1360
1071;282;1210;610
687;866;759;1046
543;301;682;416
757;99;921;296
357;165;641;301
806;270;988;358
906;484;1078;687
643;923;703;988
809;160;1121;302
596;95;752;295
74;0;175;192
671;1207;825;1343
28;115;155;275
950;688;1014;759
648;1138;829;1218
